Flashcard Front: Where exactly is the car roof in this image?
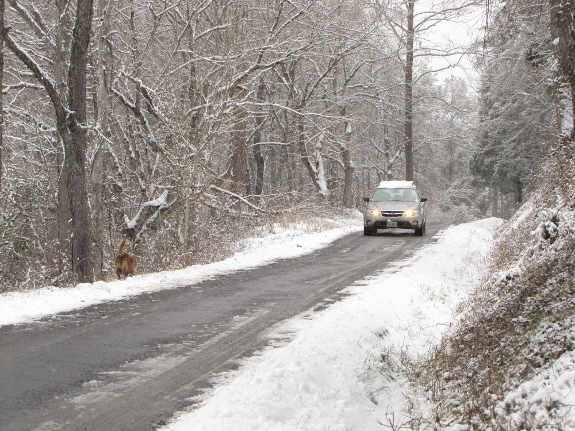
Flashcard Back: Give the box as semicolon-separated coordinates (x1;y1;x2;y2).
377;180;416;189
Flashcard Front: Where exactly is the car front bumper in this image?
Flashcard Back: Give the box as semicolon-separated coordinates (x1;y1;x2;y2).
364;215;422;230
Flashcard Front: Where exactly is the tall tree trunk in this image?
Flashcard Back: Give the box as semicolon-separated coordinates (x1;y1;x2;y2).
57;150;72;270
0;0;3;189
55;0;73;271
92;0;113;279
66;0;94;282
281;113;295;194
297;116;322;193
404;0;415;181
342;142;354;208
491;186;499;218
572;80;575;139
4;0;95;282
183;7;199;263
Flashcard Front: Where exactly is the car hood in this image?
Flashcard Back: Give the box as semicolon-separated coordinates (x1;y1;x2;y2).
367;201;419;211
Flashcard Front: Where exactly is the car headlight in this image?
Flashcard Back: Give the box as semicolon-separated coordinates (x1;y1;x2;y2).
403;209;419;217
369;208;381;217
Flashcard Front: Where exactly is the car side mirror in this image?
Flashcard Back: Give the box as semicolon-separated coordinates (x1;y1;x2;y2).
420;197;428;202
363;197;370;202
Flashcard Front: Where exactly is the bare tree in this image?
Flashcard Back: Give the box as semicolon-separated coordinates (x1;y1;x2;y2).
91;0;114;278
376;0;480;181
5;0;95;282
404;0;416;181
63;0;95;282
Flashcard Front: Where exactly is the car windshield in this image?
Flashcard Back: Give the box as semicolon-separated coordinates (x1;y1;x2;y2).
372;188;417;202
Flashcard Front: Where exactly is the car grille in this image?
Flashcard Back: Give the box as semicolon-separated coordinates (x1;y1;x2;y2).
381;211;404;217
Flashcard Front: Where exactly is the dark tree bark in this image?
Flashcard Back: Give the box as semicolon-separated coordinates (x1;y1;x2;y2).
340;107;354;208
404;0;415;181
54;0;74;273
297;116;321;193
342;133;355;208
57;150;72;270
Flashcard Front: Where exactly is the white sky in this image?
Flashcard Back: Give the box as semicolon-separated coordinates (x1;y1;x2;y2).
418;0;488;86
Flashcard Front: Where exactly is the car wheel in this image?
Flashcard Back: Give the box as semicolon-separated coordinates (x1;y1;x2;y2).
415;223;425;236
364;226;374;236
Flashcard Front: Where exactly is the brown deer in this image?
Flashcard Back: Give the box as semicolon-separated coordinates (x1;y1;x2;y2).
115;239;135;279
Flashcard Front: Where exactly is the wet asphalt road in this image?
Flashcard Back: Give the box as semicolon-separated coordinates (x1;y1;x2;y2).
0;224;448;431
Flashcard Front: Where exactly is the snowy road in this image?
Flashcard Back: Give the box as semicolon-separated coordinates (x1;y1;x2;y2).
0;224;447;431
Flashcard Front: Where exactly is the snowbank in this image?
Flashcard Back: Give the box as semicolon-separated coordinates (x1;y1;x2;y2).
161;218;502;431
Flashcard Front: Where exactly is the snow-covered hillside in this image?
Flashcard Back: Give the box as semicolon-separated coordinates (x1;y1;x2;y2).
425;140;575;430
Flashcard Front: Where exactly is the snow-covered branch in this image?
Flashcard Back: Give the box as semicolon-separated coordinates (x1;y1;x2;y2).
4;32;66;124
124;190;175;243
210;186;266;213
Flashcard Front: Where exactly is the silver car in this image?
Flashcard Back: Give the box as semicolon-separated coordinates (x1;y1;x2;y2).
363;181;428;236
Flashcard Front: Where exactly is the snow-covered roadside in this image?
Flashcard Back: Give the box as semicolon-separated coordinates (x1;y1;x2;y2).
160;218;503;431
495;349;575;429
0;215;362;327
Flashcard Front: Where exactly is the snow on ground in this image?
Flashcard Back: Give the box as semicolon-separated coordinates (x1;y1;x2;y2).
160;218;503;431
0;214;362;327
495;349;575;430
11;216;557;430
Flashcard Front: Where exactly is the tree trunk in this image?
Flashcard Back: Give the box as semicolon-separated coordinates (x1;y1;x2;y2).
491;186;499;218
297;116;321;193
55;0;73;273
253;80;266;197
572;80;575;139
404;0;415;181
65;0;94;283
57;150;72;270
515;178;523;205
342;146;354;208
92;0;113;280
549;0;575;137
341;107;354;208
0;0;3;189
230;86;249;194
183;9;199;262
